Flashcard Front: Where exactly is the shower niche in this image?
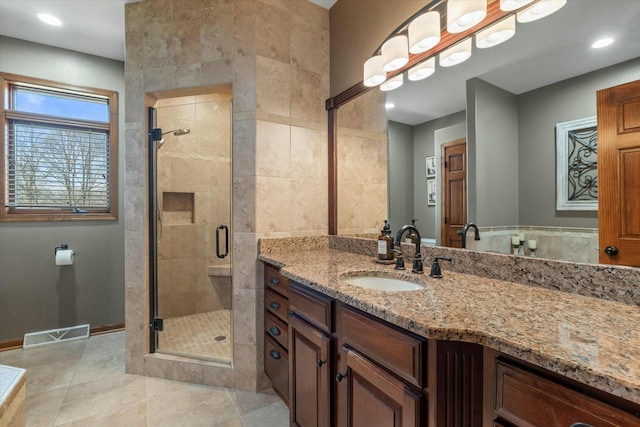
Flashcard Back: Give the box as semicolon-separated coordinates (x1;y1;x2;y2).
162;192;194;224
149;88;233;364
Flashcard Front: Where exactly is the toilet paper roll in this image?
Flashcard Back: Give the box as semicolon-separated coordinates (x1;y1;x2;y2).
55;249;75;266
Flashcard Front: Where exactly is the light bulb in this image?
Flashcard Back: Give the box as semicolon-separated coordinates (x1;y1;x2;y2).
380;74;403;92
476;16;516;48
440;39;472;67
408;58;436;81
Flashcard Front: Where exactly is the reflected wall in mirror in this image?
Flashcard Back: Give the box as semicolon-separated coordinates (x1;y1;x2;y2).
334;0;640;264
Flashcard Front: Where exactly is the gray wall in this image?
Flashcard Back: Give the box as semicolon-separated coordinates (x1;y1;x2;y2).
413;111;466;240
467;78;519;227
0;36;125;341
388;121;414;232
518;57;640;227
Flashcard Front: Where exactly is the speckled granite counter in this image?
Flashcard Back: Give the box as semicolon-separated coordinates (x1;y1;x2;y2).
259;248;640;405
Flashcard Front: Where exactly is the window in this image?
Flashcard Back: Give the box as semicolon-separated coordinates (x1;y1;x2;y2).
1;73;118;221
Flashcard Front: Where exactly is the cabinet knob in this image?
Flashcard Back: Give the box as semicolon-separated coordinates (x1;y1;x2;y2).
269;301;280;310
269;349;281;360
269;326;280;336
570;423;594;427
335;372;347;382
269;276;280;285
316;359;326;368
604;246;619;256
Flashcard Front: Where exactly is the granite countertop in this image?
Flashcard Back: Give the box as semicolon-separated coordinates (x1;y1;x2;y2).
259;248;640;405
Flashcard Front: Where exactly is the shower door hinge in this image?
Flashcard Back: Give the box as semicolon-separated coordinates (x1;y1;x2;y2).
152;318;164;331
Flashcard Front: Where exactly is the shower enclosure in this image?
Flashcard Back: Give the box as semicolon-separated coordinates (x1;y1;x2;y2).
148;90;233;363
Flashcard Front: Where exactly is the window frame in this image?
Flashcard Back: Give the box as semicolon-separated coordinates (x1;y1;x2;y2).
0;72;118;222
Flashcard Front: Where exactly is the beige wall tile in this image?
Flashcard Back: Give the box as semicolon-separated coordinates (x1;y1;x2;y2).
173;361;204;384
291;67;322;123
256;57;290;117
233;119;256;177
255;0;291;64
255;177;291;233
233;289;259;347
290;0;329;75
233;343;259;391
203;365;235;388
233;0;257;57
290;178;328;233
256;121;290;178
233;233;259;290
233;177;256;233
290;126;327;180
200;3;235;62
232;56;257;113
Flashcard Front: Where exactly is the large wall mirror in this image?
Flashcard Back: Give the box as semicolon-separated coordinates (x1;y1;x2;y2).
330;0;640;264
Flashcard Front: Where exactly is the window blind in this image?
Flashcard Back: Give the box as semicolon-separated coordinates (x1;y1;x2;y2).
7;120;110;210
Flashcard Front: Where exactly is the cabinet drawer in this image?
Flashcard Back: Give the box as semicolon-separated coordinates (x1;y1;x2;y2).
495;360;640;427
264;264;288;297
265;289;289;323
289;282;333;332
265;311;288;350
264;334;289;405
340;305;426;388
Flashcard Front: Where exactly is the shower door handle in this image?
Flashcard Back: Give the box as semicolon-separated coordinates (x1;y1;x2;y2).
216;225;229;259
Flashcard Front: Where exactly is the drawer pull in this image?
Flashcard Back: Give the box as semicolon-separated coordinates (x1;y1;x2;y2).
269;301;280;310
570;424;594;427
336;372;347;382
269;276;280;285
269;349;281;360
269;326;280;336
316;359;326;368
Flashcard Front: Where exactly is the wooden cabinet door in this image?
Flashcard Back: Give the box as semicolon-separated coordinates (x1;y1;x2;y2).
433;340;483;427
338;346;422;427
441;140;467;248
597;79;640;266
289;313;332;427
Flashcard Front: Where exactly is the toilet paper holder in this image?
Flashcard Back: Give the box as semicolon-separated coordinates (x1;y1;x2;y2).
54;244;73;255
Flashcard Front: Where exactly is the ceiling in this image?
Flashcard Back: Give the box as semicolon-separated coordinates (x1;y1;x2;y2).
0;0;636;126
385;0;640;125
0;0;337;62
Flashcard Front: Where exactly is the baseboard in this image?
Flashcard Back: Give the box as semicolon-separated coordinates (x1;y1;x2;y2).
0;322;126;352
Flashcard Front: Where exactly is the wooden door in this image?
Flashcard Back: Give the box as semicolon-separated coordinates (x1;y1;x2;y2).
597;79;640;266
338;346;422;427
441;140;467;248
289;313;332;427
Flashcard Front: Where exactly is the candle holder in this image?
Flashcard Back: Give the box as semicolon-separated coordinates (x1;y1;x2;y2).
527;240;537;257
511;243;520;255
519;239;525;255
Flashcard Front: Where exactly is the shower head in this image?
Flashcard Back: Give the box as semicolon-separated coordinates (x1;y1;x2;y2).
150;128;191;145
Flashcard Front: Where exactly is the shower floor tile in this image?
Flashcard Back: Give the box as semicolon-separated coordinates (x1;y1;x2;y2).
158;309;232;362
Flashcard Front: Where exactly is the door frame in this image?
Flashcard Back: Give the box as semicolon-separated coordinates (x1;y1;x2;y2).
440;139;467;248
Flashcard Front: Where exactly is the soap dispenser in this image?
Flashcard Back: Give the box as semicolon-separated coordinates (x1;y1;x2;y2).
405;219;419;244
377;220;394;260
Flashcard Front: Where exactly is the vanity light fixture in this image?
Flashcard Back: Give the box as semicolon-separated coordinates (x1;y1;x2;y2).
408;57;436;81
37;12;62;26
447;0;487;34
500;0;535;11
380;74;404;92
363;55;387;87
439;39;472;67
408;11;441;54
476;15;516;48
381;35;409;72
517;0;567;23
592;37;614;49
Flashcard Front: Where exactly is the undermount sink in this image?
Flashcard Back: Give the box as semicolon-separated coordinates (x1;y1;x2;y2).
341;274;424;291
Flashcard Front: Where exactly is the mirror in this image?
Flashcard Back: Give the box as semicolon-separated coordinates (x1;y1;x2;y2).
336;0;640;264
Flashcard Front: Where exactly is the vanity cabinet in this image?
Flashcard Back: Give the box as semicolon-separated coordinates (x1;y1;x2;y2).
493;359;640;427
288;282;334;427
264;265;290;404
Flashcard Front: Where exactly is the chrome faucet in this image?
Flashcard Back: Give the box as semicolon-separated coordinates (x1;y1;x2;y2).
457;223;480;249
395;224;423;274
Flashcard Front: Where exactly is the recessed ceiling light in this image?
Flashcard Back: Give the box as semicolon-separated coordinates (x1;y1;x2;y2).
385;102;395;109
592;37;614;49
37;13;62;27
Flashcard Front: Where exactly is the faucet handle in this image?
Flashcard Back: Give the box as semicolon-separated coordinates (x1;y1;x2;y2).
394;249;405;270
429;257;452;278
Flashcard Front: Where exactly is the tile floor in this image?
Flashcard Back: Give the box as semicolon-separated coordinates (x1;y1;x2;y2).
0;331;289;426
158;310;232;362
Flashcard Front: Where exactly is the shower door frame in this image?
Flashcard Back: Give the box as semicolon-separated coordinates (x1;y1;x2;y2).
147;106;160;352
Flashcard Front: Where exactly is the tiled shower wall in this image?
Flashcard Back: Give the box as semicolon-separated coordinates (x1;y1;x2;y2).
124;0;329;391
156;94;232;318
